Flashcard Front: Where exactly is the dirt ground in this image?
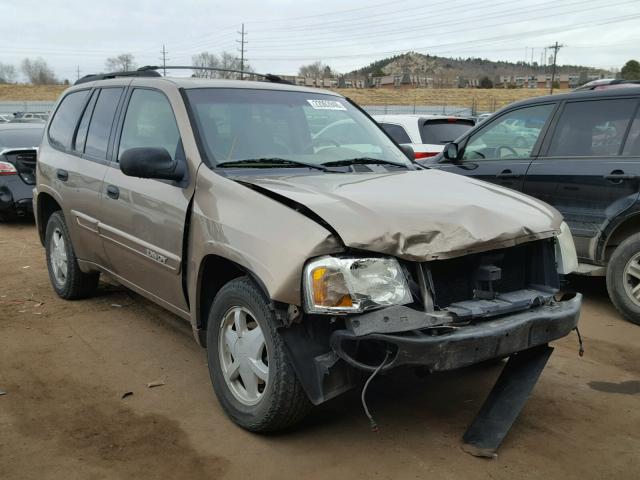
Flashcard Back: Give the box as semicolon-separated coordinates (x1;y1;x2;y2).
1;220;638;480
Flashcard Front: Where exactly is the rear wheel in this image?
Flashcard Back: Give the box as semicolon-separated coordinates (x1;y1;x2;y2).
45;211;99;299
206;277;311;432
606;233;640;325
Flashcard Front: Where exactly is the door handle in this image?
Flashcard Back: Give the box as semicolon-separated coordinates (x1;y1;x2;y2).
496;169;521;179
604;170;637;182
56;169;68;181
106;185;119;200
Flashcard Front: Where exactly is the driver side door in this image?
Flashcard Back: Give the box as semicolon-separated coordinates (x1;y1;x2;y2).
436;103;557;192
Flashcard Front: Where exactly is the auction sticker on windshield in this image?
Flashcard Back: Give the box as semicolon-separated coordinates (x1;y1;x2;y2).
307;99;347;111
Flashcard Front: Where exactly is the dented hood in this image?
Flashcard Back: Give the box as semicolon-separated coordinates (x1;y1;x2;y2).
237;169;563;261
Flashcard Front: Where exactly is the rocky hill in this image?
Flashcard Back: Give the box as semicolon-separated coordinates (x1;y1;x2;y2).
350;51;610;80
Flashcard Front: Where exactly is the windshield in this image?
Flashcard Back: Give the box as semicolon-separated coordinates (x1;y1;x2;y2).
0;128;44;149
185;88;411;168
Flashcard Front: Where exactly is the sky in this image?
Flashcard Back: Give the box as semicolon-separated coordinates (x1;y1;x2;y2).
2;0;640;81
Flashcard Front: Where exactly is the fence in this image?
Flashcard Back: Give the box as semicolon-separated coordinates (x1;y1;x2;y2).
362;104;474;116
0;101;56;115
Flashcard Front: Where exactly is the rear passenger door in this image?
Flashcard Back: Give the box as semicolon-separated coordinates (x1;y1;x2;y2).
436;103;556;191
99;87;192;314
45;86;124;267
524;97;640;260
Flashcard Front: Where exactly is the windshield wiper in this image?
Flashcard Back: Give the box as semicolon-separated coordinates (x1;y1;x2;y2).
321;157;409;168
217;158;329;172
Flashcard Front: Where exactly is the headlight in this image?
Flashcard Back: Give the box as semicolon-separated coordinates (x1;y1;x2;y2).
303;256;412;314
555;221;578;274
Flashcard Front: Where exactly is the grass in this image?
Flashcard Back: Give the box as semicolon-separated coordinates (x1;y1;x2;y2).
0;84;570;112
0;84;67;101
333;87;570;112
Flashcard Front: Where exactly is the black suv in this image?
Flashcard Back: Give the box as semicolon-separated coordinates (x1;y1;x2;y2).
427;87;640;324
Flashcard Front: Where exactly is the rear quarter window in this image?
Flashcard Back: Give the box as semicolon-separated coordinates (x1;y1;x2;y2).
548;99;637;157
379;123;412;144
420;119;474;145
48;90;90;150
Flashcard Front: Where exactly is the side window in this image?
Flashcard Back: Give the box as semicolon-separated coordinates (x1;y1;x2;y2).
462;104;554;161
85;88;124;159
73;90;99;153
547;99;636;157
622;107;640;156
118;89;182;161
48;90;90;150
380;123;412;144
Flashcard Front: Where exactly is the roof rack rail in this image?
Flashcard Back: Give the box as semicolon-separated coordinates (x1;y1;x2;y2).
137;65;292;84
74;69;161;85
74;66;291;86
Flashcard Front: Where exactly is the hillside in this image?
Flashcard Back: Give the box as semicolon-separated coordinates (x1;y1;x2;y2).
0;84;66;101
351;51;609;81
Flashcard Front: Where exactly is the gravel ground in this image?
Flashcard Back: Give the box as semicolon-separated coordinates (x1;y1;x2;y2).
1;220;638;480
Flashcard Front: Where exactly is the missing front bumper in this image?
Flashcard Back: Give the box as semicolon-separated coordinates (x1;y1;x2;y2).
330;293;581;372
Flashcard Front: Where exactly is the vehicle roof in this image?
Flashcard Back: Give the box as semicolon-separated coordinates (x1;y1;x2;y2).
67;76;341;98
373;114;473;122
502;86;640;110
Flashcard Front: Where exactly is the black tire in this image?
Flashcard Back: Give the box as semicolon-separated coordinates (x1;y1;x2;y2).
45;211;99;299
606;233;640;326
206;277;311;432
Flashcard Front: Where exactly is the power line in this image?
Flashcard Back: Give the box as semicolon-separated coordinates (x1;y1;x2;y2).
237;23;247;80
160;45;169;76
548;41;564;94
76;65;81;81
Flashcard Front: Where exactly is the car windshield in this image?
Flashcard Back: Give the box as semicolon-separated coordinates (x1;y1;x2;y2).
185;88;411;168
0;128;44;149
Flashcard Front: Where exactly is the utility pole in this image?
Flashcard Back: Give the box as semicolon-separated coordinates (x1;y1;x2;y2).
76;65;81;81
548;41;564;94
237;23;247;80
160;45;168;76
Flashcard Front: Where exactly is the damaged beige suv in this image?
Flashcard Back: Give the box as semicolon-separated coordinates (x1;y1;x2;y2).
35;68;581;456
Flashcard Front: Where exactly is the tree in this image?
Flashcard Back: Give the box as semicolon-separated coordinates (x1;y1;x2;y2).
105;53;136;72
190;51;251;79
298;61;333;78
621;60;640;80
0;63;17;83
479;76;494;89
21;58;57;85
192;52;219;78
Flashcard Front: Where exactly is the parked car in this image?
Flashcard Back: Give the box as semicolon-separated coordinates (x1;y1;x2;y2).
34;71;580;455
0;123;43;220
0;114;13;123
426;87;640;324
574;78;640;92
373;114;475;159
476;112;493;123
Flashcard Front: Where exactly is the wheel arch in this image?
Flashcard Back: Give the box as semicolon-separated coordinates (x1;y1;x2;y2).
194;254;271;347
36;192;63;246
600;213;640;263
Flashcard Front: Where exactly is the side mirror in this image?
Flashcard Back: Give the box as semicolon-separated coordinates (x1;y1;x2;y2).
399;144;415;160
119;147;184;181
443;142;460;163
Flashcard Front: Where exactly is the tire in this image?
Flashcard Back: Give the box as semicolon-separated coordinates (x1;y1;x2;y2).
606;232;640;325
206;277;311;432
45;211;99;299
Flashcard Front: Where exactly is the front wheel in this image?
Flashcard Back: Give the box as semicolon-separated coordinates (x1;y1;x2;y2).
606;233;640;325
206;277;311;432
